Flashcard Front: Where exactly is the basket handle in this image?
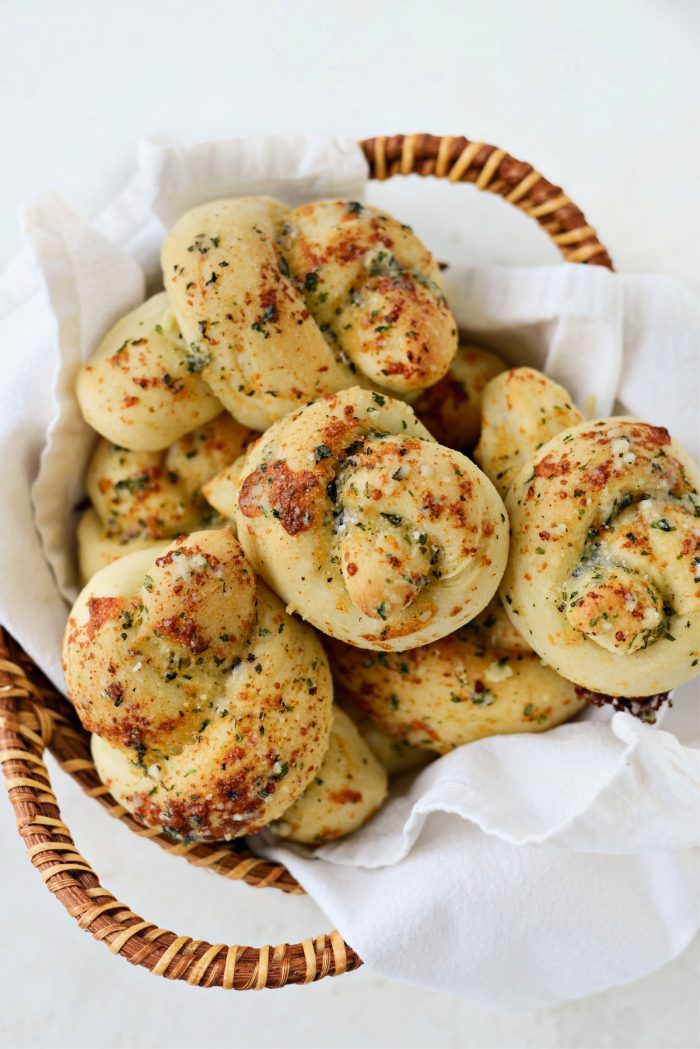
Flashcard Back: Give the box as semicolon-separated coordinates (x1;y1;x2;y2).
359;133;613;269
0;629;360;989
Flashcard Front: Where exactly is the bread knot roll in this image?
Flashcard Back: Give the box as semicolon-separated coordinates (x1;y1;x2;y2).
161;197;457;430
231;387;508;650
76;293;222;451
501;418;700;696
278;199;457;392
268;706;387;845
413;343;506;450
63;528;333;840
78;414;253;582
338;695;434;776
326;599;586;753
475;367;585;496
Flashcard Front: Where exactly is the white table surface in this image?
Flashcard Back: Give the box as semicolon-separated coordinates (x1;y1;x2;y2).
1;2;698;1047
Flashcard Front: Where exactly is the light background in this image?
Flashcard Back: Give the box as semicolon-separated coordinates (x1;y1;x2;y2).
1;1;698;1047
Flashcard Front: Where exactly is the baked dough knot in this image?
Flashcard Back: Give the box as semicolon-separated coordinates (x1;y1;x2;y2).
76;293;222;452
325;598;586;752
63;527;333;840
413;343;506;450
229;387;509;650
501;418;700;696
77;414;253;582
161;197;458;430
475;367;585;497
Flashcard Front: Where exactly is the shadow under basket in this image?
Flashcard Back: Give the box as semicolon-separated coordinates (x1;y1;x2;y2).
0;133;614;991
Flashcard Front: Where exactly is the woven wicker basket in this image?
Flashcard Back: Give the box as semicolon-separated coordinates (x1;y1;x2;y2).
0;133;613;991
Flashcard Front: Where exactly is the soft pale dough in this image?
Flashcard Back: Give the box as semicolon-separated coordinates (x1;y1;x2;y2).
269;706;388;845
76;292;221;451
202;456;251;527
475;367;585;496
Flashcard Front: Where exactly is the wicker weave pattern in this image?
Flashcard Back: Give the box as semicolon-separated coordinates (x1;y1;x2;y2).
1;133;614;989
361;134;613;269
0;630;361;988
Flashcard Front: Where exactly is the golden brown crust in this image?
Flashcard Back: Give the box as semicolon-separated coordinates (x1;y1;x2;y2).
501;418;700;696
161;197;458;430
413;344;506;450
326;600;586;753
78;414;254;582
230;388;509;650
64;529;334;840
76;293;222;451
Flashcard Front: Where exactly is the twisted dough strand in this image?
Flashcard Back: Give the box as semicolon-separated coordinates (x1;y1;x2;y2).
231;387;508;650
501;418;700;696
325;599;586;752
162;198;457;430
76;293;222;451
78;414;253;582
279;199;457;393
63;528;333;840
268;706;388;845
475;367;585;497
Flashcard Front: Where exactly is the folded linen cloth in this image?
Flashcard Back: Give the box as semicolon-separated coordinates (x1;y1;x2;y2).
0;135;697;1011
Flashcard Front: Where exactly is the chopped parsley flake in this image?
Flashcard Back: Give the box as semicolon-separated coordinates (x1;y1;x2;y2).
185;344;211;373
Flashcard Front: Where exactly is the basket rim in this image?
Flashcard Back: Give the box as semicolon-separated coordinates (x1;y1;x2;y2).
1;131;615;990
359;133;613;269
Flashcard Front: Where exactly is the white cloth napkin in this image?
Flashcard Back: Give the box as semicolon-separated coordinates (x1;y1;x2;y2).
0;135;698;1012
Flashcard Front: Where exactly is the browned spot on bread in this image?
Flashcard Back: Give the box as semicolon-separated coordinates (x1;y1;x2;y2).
153;614;208;655
410;719;440;741
86;596;124;637
133;769;268;840
329;787;363;804
239;460;319;534
423;492;445;518
321;413;360;450
154;542;220;571
578;423;671;452
535;454;571;479
413;374;470;445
